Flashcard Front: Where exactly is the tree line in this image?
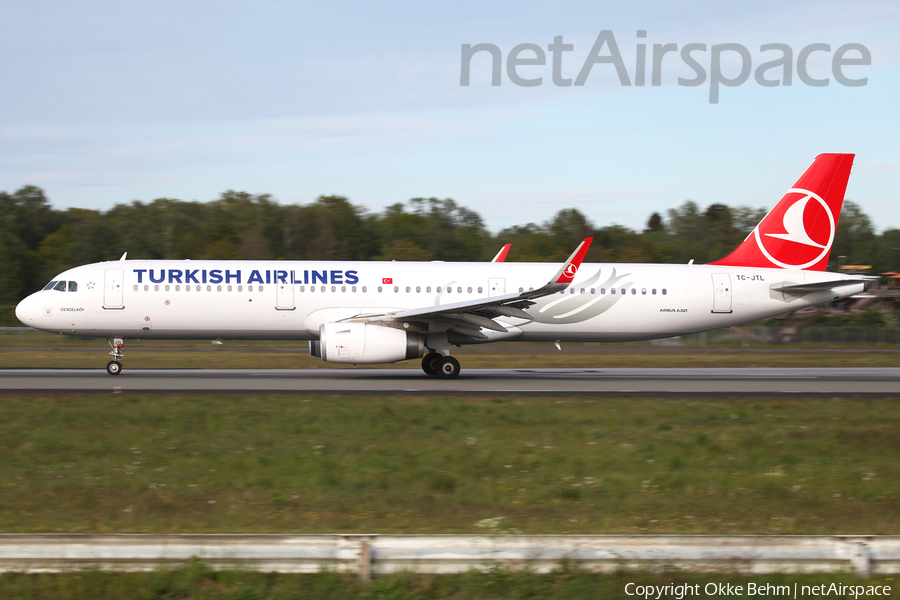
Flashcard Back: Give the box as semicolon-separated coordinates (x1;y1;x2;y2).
1;185;898;306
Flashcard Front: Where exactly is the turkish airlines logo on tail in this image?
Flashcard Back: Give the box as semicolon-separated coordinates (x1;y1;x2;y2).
563;263;579;278
754;188;836;269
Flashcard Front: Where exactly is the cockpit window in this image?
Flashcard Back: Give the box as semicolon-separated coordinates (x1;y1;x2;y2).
43;281;58;291
53;281;67;291
68;281;78;292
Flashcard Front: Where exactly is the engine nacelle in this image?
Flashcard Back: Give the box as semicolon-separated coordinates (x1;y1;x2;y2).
317;322;424;364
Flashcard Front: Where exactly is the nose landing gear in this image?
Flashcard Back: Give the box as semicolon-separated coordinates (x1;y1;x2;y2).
106;338;124;375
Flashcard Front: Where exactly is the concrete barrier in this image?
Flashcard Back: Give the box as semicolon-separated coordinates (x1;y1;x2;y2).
0;535;897;576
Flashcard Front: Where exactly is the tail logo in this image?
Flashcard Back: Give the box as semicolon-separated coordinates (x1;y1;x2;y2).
563;263;579;278
754;188;836;269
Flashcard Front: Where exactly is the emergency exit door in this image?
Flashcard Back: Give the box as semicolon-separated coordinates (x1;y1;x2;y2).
276;282;295;310
711;273;732;313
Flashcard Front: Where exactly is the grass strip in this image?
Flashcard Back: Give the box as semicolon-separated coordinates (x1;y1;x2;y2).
2;563;898;600
1;394;898;535
3;348;900;369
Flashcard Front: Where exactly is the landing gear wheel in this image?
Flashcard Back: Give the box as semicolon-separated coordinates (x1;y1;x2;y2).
435;356;461;380
106;360;122;376
422;352;442;376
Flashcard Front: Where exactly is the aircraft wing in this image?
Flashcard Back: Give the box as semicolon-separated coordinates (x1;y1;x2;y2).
343;238;593;339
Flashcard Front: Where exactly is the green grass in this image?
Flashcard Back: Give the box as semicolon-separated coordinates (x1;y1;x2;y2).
1;328;899;369
3;347;900;369
1;394;898;535
2;565;898;600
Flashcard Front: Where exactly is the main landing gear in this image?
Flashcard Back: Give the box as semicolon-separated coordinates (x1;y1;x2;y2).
106;338;124;376
421;352;460;379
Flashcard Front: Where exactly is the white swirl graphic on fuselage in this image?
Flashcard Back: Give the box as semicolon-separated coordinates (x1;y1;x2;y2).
531;267;632;325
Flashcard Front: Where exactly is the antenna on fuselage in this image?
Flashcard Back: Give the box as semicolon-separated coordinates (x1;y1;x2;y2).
119;252;128;261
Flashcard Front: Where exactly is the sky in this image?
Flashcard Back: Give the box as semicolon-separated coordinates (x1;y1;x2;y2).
1;0;898;233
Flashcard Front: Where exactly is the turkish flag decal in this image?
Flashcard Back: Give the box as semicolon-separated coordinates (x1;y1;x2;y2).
382;278;393;284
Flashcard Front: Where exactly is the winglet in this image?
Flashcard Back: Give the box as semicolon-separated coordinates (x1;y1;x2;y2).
491;244;511;262
550;237;593;284
518;237;594;301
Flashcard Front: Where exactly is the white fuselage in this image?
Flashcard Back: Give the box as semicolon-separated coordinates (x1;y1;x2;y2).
16;259;864;343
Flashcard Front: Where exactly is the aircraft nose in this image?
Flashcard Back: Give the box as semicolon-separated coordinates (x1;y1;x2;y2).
15;294;34;327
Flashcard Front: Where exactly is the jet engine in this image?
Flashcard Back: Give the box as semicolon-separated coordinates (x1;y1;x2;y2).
310;322;424;364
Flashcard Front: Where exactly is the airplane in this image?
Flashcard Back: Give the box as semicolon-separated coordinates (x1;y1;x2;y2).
15;153;870;379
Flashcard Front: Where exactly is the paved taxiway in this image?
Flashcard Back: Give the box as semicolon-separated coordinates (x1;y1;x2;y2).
1;367;898;395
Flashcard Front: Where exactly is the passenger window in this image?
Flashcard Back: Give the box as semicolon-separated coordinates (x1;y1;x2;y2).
362;286;367;292
621;288;626;295
631;288;636;295
217;285;223;292
319;286;324;292
299;285;305;292
581;288;585;294
406;286;410;293
478;287;482;293
662;288;667;295
165;285;170;292
185;285;190;292
437;286;442;293
227;285;233;292
133;285;138;291
416;286;421;293
457;287;462;293
426;286;431;293
311;286;316;293
601;288;605;294
394;286;399;293
43;281;58;291
652;289;656;295
332;286;336;292
570;289;575;295
341;286;346;292
641;288;647;295
467;287;472;293
378;286;383;293
447;287;451;294
54;281;67;291
154;285;160;292
611;289;616;295
519;287;523;292
590;288;595;294
144;285;149;292
68;282;78;292
248;286;254;292
175;285;181;292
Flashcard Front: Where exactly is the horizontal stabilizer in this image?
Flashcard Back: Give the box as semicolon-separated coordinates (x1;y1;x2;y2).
770;279;870;294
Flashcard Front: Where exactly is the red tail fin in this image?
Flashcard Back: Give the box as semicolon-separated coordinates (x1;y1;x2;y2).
709;153;854;271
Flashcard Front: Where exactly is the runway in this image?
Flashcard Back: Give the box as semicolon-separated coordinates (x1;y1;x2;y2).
1;367;898;395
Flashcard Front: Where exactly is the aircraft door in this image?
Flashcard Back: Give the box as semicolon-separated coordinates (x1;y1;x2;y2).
488;277;506;296
711;273;732;313
276;281;295;310
104;269;124;308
